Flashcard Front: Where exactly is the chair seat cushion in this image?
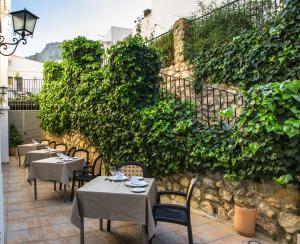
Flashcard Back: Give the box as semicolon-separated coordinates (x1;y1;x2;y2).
154;206;188;224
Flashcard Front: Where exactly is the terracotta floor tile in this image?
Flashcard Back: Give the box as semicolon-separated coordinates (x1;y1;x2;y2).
4;157;274;244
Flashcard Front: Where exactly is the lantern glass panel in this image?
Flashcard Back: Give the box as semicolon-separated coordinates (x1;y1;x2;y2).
25;12;37;34
12;11;25;35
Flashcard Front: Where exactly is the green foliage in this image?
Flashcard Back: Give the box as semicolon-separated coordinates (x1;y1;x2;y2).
150;31;174;68
43;61;63;82
229;80;300;179
184;2;253;62
138;99;198;175
39;37;104;135
273;174;293;186
193;0;300;89
40;35;299;182
9;124;23;147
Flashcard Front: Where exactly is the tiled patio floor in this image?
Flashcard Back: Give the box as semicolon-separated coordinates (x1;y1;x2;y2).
3;157;275;244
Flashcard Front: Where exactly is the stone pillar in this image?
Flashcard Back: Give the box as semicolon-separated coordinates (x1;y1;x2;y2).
161;18;194;79
173;18;186;65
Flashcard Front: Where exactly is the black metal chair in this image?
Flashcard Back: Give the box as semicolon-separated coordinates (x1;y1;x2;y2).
106;162;149;231
70;155;103;201
73;148;89;165
152;175;199;244
55;143;67;153
67;146;77;157
48;141;56;149
40;139;49;145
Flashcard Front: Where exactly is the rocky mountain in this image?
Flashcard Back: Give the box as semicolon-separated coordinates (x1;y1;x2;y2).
27;42;62;62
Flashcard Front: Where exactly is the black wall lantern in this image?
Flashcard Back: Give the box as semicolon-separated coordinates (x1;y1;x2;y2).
0;86;8;95
0;9;39;56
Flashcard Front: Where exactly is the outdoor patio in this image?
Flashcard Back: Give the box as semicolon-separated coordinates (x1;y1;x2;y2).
3;157;273;244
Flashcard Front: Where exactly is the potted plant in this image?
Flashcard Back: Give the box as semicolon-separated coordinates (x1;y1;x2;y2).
234;203;257;237
9;124;24;156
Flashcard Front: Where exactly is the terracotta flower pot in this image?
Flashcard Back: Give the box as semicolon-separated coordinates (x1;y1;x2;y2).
9;147;17;156
234;205;257;237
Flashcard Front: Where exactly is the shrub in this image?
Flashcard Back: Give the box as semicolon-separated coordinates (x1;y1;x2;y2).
9;124;24;148
193;0;300;89
40;35;300;183
150;31;174;68
230;80;300;180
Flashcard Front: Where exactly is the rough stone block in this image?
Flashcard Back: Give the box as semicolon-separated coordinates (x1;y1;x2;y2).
278;212;300;234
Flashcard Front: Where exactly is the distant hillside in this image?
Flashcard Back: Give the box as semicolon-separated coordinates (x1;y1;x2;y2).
27;42;62;62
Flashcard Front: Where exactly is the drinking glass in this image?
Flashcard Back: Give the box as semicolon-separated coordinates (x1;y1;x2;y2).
109;166;116;177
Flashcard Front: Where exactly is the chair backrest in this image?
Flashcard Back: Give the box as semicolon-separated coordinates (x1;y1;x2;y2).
92;155;103;176
55;143;67;153
67;146;77;156
48;141;56;149
186;175;199;207
118;162;149;178
40;140;49;145
73;149;89;164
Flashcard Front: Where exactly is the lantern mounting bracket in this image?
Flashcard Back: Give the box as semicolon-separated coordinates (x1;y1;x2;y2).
0;8;38;56
0;34;28;56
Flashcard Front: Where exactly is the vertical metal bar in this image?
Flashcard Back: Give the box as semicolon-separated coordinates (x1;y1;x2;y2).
219;89;223;128
174;76;177;100
200;85;203;121
226;92;230;124
179;77;181;101
212;88;216;122
184;77;187;105
234;94;237;119
194;81;198;119
206;86;210;126
189;78;192;113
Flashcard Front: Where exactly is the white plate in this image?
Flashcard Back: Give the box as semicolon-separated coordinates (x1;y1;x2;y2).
131;176;143;180
108;175;129;181
125;180;148;187
130;187;146;193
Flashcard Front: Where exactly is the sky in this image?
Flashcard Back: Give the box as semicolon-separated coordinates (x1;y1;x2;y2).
12;0;151;57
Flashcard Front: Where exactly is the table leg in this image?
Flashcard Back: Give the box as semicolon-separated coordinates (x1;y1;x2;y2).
99;219;103;230
80;214;84;244
142;225;149;244
63;184;67;202
33;179;37;200
18;155;21;167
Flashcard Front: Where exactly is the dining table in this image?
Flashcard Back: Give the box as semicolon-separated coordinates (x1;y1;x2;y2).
24;148;58;168
17;143;47;166
28;157;85;201
70;176;157;244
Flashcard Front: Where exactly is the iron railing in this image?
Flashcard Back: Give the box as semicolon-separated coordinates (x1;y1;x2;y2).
159;73;244;126
8;78;42;110
188;0;282;26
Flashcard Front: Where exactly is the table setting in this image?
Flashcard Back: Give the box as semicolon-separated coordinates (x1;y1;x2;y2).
70;168;157;244
17;140;48;163
24;147;59;167
28;156;85;200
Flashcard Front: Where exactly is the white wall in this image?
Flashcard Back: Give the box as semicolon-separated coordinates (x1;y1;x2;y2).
102;26;132;48
0;0;11;242
0;0;11;164
8;55;43;79
138;0;222;38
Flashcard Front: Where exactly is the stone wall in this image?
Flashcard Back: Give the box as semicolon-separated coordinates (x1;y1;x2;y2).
159;18;242;124
42;130;99;164
157;173;300;243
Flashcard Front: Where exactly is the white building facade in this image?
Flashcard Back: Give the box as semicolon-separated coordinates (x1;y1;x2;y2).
101;26;132;49
0;0;11;241
137;0;221;38
7;56;44;98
